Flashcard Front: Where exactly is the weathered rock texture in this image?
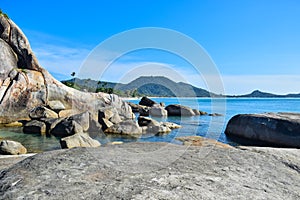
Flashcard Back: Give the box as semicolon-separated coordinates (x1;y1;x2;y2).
0;15;133;123
0;143;299;199
60;133;101;149
0;140;27;155
225;113;300;148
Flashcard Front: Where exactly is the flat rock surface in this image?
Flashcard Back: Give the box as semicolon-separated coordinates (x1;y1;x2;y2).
0;143;299;200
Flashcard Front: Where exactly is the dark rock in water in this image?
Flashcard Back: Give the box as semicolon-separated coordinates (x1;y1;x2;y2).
225;112;300;148
199;111;208;115
0;143;299;199
50;119;83;137
139;106;150;116
139;96;157;107
0;140;27;155
138;116;159;127
127;102;140;113
29;106;58;119
23;120;47;135
60;133;100;149
192;109;200;115
105;120;142;136
209;113;223;117
165;104;195;116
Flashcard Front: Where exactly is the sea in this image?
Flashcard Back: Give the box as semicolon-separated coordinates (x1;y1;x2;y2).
1;98;300;153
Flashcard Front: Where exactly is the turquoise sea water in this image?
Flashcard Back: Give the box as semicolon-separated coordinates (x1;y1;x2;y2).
1;98;300;152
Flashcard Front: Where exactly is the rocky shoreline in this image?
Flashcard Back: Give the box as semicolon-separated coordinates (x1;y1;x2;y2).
1;11;300;200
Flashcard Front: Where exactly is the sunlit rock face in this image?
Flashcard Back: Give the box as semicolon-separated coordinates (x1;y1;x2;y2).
0;15;134;123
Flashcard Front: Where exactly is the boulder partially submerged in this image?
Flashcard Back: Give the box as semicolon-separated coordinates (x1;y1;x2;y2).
225;112;300;148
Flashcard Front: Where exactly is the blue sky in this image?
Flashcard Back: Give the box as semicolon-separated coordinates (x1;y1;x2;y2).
1;0;300;94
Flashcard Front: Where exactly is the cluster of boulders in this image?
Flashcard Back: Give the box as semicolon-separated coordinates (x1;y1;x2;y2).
19;98;182;151
128;97;210;117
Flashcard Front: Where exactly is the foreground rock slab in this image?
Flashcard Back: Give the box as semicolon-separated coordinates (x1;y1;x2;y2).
0;143;299;199
225;112;300;148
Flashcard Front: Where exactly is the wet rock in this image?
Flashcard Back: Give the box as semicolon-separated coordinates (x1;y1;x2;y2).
0;140;27;155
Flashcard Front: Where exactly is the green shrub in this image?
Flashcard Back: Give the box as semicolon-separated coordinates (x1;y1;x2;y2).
0;9;9;19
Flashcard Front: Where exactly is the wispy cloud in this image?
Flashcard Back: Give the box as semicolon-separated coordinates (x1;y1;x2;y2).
25;30;91;80
24;31;300;95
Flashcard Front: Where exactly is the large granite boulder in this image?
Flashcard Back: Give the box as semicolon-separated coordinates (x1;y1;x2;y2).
0;15;134;124
0;140;27;155
0;143;299;199
50;119;83;137
165;104;195;116
105;120;143;136
23;120;47;135
29;106;58;119
60;133;101;149
47;100;65;112
225;112;300;148
149;105;168;117
139;96;157;107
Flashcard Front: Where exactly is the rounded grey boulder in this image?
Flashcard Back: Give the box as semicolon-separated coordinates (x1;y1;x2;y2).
0;140;27;155
225;112;300;148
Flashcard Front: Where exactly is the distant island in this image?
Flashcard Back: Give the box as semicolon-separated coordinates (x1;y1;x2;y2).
61;76;300;98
